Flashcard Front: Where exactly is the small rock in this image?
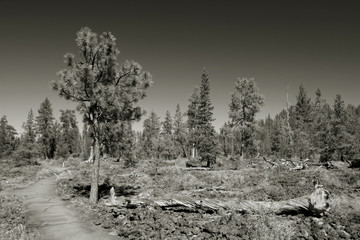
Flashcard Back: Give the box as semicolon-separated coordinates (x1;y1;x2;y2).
109;231;118;236
338;230;351;239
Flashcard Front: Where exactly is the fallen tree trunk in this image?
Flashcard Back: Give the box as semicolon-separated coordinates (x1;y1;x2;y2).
154;183;329;216
112;182;330;217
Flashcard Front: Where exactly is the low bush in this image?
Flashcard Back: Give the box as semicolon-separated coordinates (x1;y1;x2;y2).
0;159;43;191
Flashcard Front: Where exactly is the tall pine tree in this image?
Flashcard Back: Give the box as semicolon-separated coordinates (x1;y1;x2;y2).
13;109;38;161
229;77;264;160
52;27;152;203
142;111;161;159
0;115;17;158
292;84;313;159
196;69;217;167
36;98;55;159
159;111;176;160
173;104;188;157
56;110;81;158
187;87;200;157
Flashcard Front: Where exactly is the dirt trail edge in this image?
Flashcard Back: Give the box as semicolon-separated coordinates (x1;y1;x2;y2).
9;176;119;240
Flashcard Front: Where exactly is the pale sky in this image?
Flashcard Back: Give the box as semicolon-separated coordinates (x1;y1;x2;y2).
0;0;359;134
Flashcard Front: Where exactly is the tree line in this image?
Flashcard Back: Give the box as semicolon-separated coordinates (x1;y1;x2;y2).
3;74;357;167
0;99;81;162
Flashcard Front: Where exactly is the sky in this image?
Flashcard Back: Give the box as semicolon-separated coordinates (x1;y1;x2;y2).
0;0;359;134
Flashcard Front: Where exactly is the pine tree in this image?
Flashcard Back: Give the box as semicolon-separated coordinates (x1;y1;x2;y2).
187;87;200;157
142;111;161;158
51;121;61;158
159;110;176;159
36;98;55;159
56;110;81;158
13;110;38;162
271;110;293;158
173;104;188;157
294;84;312;126
312;88;331;156
229;77;264;160
345;104;360;159
330;94;351;161
219;122;234;156
119;122;136;167
292;84;313;159
52;27;152;203
22;109;36;145
196;69;217;167
0;115;17;158
162;110;173;135
257;115;273;156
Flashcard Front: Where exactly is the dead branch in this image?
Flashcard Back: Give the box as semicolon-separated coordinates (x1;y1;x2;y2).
182;167;209;171
263;157;279;168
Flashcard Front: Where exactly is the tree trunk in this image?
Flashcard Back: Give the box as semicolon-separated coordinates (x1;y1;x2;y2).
90;136;100;204
144;184;330;217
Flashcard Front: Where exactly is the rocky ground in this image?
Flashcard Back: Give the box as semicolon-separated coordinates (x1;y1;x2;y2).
55;156;360;239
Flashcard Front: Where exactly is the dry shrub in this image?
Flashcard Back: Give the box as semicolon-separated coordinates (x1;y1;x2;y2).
175;158;186;167
156;165;182;175
329;195;360;217
157;168;206;192
0;159;43;191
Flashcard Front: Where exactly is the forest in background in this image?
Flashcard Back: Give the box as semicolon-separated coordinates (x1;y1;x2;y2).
1;73;359;166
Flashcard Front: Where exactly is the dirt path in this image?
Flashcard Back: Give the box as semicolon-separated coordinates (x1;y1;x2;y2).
9;176;119;240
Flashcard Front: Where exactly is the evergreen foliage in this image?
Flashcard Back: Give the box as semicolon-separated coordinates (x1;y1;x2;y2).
0;115;17;158
187;87;200;157
13;110;38;162
159;111;177;160
173;104;188;158
195;69;217;166
142;111;161;159
52;27;152;203
36;98;55;159
56;110;81;158
229;77;264;158
292;84;313;159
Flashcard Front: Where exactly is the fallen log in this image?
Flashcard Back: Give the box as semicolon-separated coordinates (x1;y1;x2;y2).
152;182;329;216
107;182;330;217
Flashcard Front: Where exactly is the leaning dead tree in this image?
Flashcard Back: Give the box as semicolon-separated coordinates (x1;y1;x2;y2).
107;182;330;217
